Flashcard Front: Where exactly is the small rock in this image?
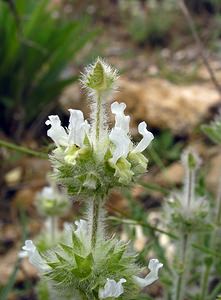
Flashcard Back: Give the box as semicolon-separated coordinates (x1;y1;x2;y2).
134;225;147;252
59;77;220;134
156;162;184;186
116;77;220;134
5;167;22;186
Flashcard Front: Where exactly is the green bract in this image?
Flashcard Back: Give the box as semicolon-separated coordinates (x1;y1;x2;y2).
42;223;140;300
50;136;148;197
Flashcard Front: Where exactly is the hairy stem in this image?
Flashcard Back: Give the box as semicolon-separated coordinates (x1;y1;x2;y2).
95;93;102;143
91;199;100;248
173;233;192;300
200;169;221;299
208;281;221;300
50;216;57;243
215;173;221;225
200;264;211;300
89;196;104;249
185;165;195;209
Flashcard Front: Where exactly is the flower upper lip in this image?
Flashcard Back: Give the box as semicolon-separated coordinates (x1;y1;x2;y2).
99;278;126;299
133;258;163;288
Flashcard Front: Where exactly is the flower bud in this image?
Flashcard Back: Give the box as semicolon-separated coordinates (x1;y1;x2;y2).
82;58;118;93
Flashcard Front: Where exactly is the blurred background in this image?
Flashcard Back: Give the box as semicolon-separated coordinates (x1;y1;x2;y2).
0;0;221;299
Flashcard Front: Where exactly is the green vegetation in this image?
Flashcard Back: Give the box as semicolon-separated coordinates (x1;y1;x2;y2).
0;0;96;139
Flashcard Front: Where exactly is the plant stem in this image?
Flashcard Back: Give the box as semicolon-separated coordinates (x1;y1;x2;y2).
187;169;193;207
108;216;177;239
208;281;221;300
50;216;57;242
173;233;192;300
95;92;102;143
0;139;47;159
215;173;221;225
200;169;221;299
185;163;195;209
200;264;211;300
90;196;103;249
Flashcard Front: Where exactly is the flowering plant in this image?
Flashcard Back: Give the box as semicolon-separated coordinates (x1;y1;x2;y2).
21;58;162;300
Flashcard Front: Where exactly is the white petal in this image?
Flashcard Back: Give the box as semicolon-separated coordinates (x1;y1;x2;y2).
21;240;49;273
109;127;131;164
133;122;154;153
133;259;163;288
74;219;88;240
22;240;36;253
18;250;28;259
68;109;89;147
111;101;130;133
45;115;68;147
64;222;72;232
99;278;126;299
40;186;54;199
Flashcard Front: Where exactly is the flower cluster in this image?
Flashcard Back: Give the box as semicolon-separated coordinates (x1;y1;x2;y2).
22;219;163;300
46;59;153;197
164;149;210;233
36;184;70;217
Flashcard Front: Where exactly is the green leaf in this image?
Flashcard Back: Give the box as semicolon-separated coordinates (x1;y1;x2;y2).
201;124;221;145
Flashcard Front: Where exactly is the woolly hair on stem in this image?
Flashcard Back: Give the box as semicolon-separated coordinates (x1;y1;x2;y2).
164;149;207;300
87;195;106;249
81;58;118;146
172;233;193;300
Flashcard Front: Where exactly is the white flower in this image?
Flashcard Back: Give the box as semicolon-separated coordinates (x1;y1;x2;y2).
99;278;126;299
133;259;163;288
46;110;89;148
111;101;130;134
74;219;88;240
109;102;132;164
109;102;153;164
20;240;49;272
68;109;90;147
39;186;54;199
109;127;131;164
133;121;154;153
45;115;68;147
